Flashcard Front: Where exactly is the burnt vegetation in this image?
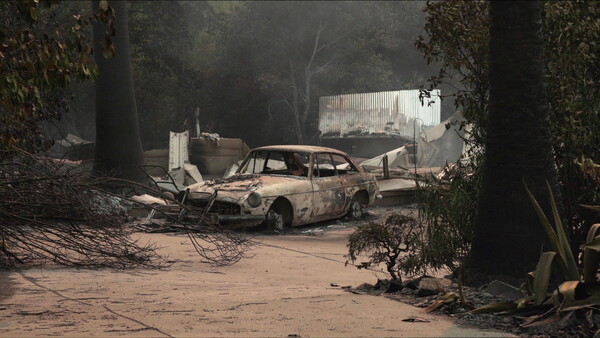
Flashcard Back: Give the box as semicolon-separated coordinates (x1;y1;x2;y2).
0;148;158;268
0;148;251;268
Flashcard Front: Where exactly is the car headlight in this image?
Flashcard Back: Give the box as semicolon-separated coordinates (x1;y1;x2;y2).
247;192;262;207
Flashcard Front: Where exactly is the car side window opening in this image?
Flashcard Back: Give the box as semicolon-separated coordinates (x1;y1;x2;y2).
281;152;309;177
313;153;337;178
330;154;358;175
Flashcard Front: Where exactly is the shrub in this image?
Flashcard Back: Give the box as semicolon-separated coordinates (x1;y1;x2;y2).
416;161;480;276
346;214;422;281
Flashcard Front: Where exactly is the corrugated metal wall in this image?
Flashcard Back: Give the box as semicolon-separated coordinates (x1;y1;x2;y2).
318;89;441;138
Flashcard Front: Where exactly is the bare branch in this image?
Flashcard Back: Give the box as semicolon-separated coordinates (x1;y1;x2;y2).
315;32;348;54
0;147;252;268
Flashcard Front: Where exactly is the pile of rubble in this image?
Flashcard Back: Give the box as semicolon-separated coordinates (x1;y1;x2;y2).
346;276;599;336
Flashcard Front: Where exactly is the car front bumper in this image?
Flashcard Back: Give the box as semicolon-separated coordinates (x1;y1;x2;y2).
217;214;266;222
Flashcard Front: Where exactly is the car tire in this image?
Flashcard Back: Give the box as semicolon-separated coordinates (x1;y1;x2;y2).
346;195;364;219
266;208;285;231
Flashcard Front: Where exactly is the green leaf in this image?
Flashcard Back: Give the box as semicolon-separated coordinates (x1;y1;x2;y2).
525;271;535;295
586;235;600;251
580;204;600;213
29;7;38;22
584;225;600;285
546;181;579;281
16;88;24;102
524;182;568;274
102;36;114;59
533;251;556;305
525;182;560;252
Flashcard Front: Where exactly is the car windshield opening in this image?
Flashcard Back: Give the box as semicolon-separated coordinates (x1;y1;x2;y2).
239;151;309;177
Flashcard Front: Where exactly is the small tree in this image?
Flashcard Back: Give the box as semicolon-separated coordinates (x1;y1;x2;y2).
347;214;422;281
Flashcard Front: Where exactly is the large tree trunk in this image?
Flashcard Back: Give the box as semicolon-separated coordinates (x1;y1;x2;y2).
470;1;563;277
92;0;144;180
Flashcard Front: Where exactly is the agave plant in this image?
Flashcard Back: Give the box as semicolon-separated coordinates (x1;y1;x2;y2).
470;181;600;323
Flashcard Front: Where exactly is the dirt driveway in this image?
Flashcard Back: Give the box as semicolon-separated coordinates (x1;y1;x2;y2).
0;219;510;337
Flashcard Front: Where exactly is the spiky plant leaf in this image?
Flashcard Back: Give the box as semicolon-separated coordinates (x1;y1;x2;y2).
525;182;561;252
586;236;600;251
584;224;600;279
580;204;600;213
524;182;570;277
584;225;600;283
545;181;579;281
526;271;535;295
533;251;556;305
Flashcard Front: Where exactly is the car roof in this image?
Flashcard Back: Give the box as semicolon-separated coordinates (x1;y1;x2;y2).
251;145;349;156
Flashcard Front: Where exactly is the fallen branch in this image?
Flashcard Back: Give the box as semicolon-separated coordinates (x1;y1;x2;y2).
0;147;251;268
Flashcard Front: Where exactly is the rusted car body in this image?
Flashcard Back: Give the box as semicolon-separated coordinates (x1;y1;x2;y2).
185;145;379;229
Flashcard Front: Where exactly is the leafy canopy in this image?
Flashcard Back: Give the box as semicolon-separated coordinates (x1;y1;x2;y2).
0;0;113;153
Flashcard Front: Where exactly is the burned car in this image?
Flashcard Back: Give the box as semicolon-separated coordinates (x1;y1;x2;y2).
185;145;379;230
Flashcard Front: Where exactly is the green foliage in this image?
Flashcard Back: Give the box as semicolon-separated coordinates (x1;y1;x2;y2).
200;1;429;145
471;184;600;316
0;0;113;153
544;1;600;239
415;0;600;262
365;136;481;278
104;2;432;149
346;214;422;281
128;1;206;149
415;161;480;275
125;1;274;148
414;1;487;276
415;0;489;145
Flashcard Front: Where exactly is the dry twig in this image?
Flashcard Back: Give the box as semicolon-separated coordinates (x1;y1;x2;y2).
0;147;251;268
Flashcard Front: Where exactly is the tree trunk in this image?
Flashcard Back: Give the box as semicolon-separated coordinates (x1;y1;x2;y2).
92;0;144;180
470;0;563;278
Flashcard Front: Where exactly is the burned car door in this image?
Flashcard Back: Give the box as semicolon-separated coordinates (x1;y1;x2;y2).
310;152;347;218
269;151;314;225
241;150;315;226
329;153;367;208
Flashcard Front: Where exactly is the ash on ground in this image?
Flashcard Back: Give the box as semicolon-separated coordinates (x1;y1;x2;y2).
268;205;419;236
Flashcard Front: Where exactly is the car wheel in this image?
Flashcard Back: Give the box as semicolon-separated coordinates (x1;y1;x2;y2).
266;208;285;231
347;196;364;219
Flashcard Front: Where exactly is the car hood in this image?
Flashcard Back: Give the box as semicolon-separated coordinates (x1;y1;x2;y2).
186;174;308;201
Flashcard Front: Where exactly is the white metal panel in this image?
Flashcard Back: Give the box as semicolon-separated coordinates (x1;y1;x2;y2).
318;89;441;139
169;130;189;172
